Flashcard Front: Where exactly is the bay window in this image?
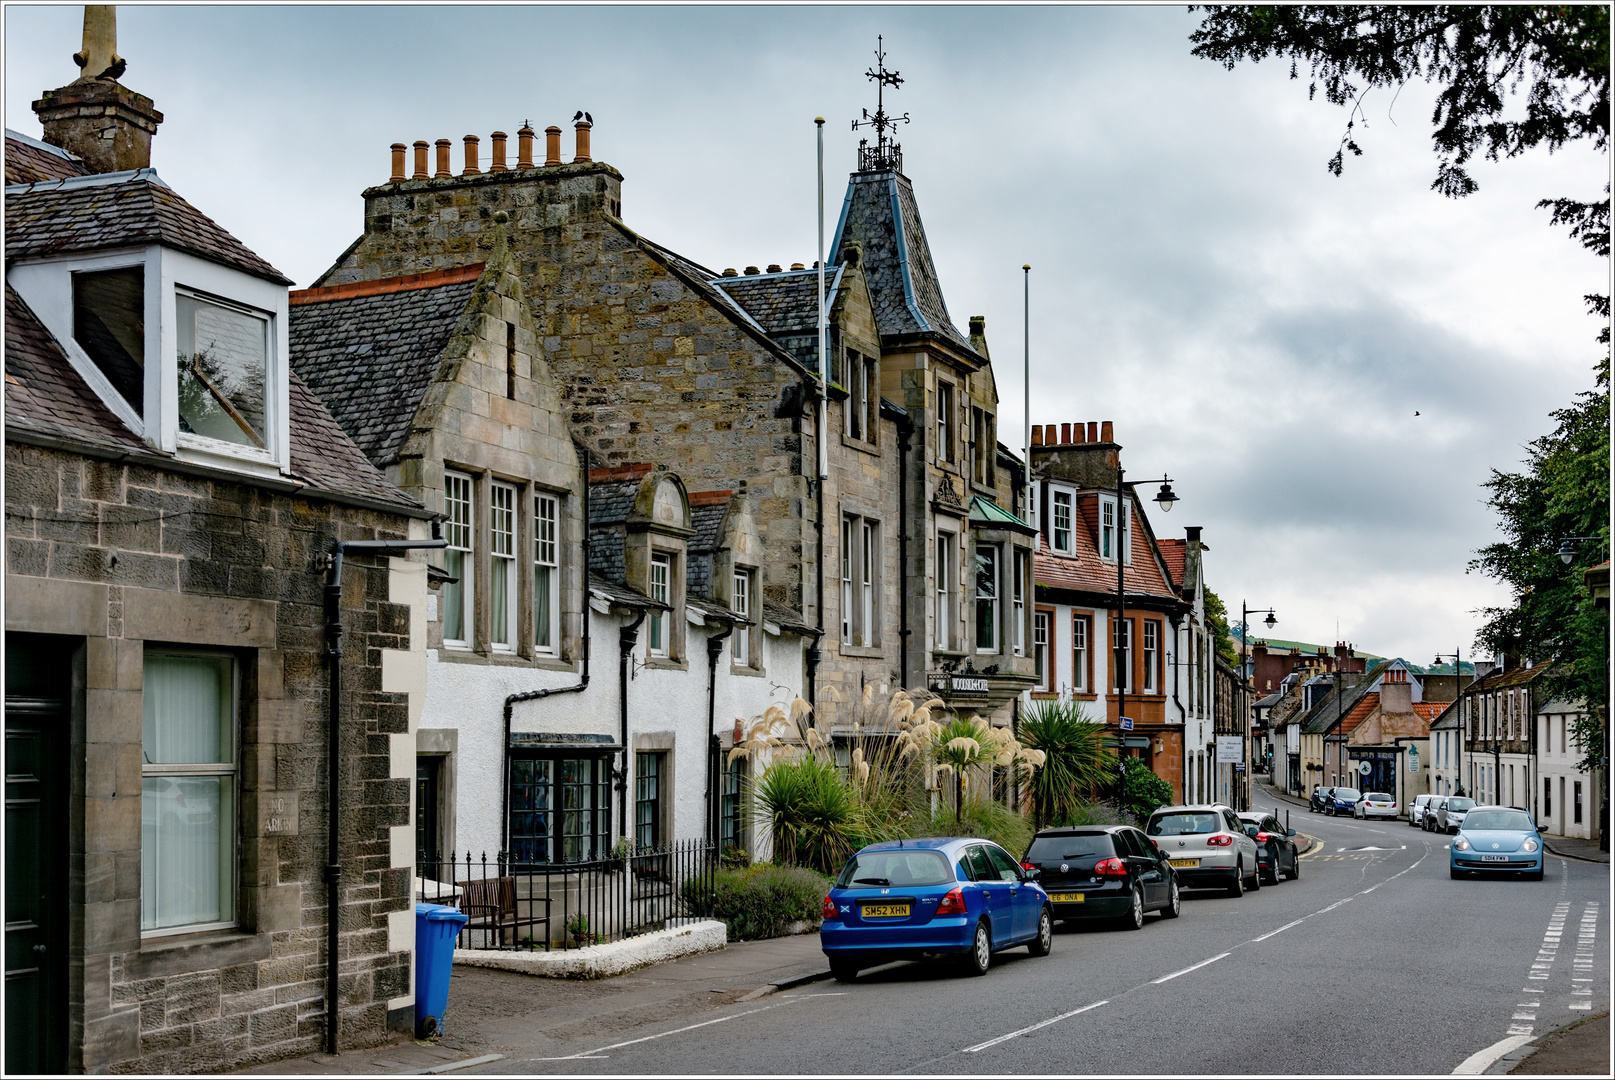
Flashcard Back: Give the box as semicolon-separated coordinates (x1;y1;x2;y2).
141;651;237;935
1012;551;1026;656
936;531;955;651
975;544;999;653
534;494;559;656
490;481;516;652
442;472;474;648
508;755;611;866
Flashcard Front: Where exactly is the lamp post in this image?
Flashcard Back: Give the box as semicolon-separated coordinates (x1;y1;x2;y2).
1239;604;1276;809
1433;649;1467;798
1113;471;1179;797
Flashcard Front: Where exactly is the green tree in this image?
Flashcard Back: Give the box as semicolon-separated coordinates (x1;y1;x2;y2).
1120;757;1175;819
1189;5;1610;337
1203;586;1239;667
1470;358;1609;774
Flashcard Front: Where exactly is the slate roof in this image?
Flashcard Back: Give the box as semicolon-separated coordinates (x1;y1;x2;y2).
829;169;973;354
6;171;292;285
1033;498;1177;602
288;276;479;465
709;265;846;337
764;600;815;635
588;530;625;584
5;130;89;184
588;575;663;610
588;480;642;527
5;286;419;510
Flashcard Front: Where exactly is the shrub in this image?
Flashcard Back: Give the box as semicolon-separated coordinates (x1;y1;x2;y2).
1121;757;1174;818
688;864;832;942
904;797;1034;856
1054;800;1137;828
1018;700;1117;827
754;755;865;874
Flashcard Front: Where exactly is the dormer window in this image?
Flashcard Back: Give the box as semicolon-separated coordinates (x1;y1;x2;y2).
176;291;269;450
1051;490;1074;555
73;267;144;410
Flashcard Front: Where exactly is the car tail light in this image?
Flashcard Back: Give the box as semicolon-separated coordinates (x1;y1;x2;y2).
1021;861;1036;871
1094;858;1128;877
936;888;967;915
822;894;838;919
1255;832;1273;842
1207;834;1234;847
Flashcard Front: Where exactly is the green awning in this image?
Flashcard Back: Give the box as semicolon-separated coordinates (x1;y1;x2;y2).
969;495;1037;535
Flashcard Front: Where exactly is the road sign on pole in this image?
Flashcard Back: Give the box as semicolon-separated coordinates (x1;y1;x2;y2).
1120;717;1134;731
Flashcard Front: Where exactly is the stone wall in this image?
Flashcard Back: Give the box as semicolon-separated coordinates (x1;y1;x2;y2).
4;443;425;1073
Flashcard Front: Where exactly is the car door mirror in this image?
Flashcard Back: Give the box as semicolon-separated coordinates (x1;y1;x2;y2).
1286;828;1296;837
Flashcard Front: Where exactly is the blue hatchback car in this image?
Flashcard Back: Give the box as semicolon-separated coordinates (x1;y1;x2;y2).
1450;806;1545;880
819;837;1052;981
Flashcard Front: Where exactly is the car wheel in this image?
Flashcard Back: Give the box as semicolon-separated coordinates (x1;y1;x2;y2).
1247;860;1261;890
1159;879;1182;919
1287;853;1300;881
1227;862;1245;898
829;956;860;983
961;920;991;976
1262;860;1279;886
1120;885;1145;930
1028;908;1053;956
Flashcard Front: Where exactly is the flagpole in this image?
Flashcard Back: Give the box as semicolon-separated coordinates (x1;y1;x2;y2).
1022;263;1031;478
817;118;829;484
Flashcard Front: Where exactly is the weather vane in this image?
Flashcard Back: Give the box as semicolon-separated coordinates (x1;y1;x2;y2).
852;35;909;172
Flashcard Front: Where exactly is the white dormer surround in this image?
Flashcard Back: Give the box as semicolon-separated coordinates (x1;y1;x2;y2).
6;180;292;480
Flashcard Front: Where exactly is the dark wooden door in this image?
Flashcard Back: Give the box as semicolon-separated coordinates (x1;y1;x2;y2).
5;634;70;1075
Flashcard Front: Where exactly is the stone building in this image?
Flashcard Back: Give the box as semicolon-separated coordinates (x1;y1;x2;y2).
4;18;432;1072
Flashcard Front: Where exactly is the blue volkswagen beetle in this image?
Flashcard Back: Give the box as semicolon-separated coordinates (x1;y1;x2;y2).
1449;806;1545;880
819;837;1052;981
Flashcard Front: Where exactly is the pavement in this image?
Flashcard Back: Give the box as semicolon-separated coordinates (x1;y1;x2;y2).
235;933;831;1075
1542;834;1610;864
1505;1010;1609;1074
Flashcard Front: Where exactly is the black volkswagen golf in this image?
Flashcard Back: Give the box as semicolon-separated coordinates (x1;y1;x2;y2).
1020;826;1181;931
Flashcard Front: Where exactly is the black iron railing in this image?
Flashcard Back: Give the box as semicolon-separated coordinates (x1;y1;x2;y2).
417;840;716;951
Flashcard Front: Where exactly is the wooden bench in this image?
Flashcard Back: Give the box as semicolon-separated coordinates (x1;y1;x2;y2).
459;877;550;947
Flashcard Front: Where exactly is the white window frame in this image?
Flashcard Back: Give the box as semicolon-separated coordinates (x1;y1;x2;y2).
1012;552;1026;657
1122;498;1133;565
840;517;855;645
1052;490;1074;555
936;531;955;651
860;520;874;646
1099;496;1117;562
1026;480;1040;530
489;481;517;652
534;493;560;656
1143;619;1159;693
1033;610;1051;691
732;568;752;667
442;471;475;649
141;649;238;938
936;381;954;463
975;544;999;654
648;552;671;658
1072;614;1089;694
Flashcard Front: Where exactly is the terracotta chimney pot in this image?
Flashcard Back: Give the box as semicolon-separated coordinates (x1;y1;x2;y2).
767;263;782;273
545;125;562;166
791;262;805;270
1031;426;1043;446
721;268;738;277
462;135;481;175
413;140;429;179
1061;423;1071;445
490;131;508;171
434;138;452;178
573;120;592;163
745;266;760;275
390;143;406;182
517;125;535;168
1089;421;1100;443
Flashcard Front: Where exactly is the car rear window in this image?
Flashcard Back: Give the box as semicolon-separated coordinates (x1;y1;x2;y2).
1448;798;1475;811
1027;833;1114;861
1147;812;1221;836
1465;811;1532;831
835;849;953;889
1365;793;1391;801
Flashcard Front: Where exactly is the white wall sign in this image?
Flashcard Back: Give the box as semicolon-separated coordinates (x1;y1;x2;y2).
1216;736;1243;764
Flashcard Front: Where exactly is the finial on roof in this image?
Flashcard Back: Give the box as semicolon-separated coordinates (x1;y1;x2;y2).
73;6;124;81
851;35;909;173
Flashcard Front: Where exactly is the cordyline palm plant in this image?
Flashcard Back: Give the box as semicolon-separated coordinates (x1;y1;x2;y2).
1017;698;1117;827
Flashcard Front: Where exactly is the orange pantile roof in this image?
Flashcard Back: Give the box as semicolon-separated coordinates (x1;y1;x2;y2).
1338;693;1379;736
1413;701;1446;720
1157;538;1186;589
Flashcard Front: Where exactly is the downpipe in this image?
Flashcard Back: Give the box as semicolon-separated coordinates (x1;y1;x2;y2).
705;622;735;847
617;609;648;838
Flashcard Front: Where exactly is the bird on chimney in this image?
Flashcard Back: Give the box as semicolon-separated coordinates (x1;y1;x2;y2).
72;6;124;81
1414;410;1421;416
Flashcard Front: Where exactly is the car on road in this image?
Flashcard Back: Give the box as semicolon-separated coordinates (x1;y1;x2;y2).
820;838;1052;981
1353;792;1398;820
1144;804;1262;897
1309;786;1335;813
1449;806;1544;880
1020;825;1181;930
1409;794;1435;828
1422;795;1449;831
1437;796;1476;834
1236;811;1301;884
1328;787;1362;816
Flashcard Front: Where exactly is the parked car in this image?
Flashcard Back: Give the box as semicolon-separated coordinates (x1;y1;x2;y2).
1236;811;1301;884
1450;806;1544;880
1422;796;1450;832
1409;794;1435;828
1020;825;1181;930
1309;786;1335;813
1353;792;1398;820
1329;787;1363;816
820;838;1052;981
1437;796;1476;833
1144;804;1262;897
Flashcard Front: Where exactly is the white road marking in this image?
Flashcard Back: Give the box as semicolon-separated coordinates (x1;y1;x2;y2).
523;993;843;1061
1253;918;1307;942
1453;1035;1535;1074
960;1000;1109;1052
1152;952;1232;984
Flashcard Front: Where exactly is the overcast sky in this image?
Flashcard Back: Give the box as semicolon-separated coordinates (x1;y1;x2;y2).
7;4;1606;666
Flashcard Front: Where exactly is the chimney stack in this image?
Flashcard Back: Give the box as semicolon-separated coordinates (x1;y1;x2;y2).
413;140;429;179
33;5;163;173
545;125;562;166
573;120;592;163
390;143;406;182
462;135;480;175
490;131;507;171
434;138;452;177
517;125;535;167
1185;525;1202;545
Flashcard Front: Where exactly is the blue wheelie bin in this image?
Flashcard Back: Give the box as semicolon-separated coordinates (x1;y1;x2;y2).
415;902;469;1038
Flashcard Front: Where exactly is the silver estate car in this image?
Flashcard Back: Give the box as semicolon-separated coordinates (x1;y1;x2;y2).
1144;804;1262;897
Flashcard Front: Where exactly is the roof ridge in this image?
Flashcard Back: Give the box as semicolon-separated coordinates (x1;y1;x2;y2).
290;263;486;305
